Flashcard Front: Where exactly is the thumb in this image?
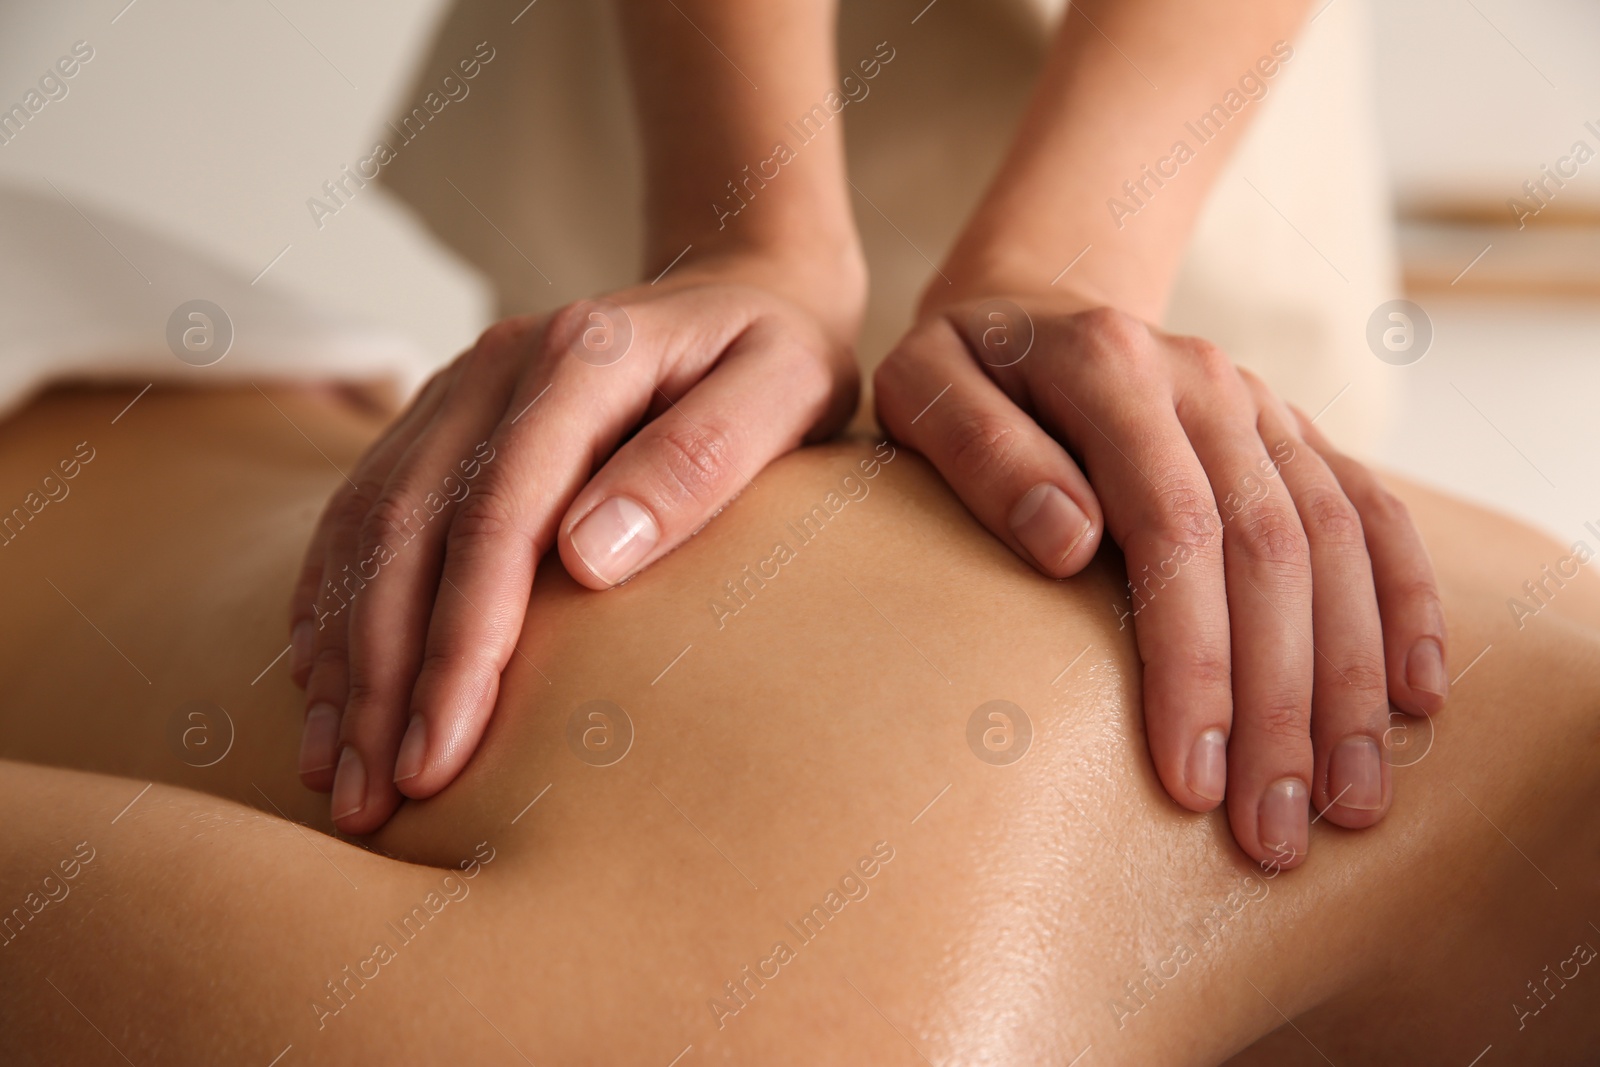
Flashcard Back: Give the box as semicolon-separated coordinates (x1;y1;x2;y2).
559;317;853;588
873;318;1104;578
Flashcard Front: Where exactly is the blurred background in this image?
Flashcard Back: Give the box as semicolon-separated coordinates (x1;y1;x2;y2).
0;0;1595;545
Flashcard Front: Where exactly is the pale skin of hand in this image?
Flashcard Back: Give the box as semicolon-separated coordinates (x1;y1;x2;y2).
289;0;865;833
873;0;1448;867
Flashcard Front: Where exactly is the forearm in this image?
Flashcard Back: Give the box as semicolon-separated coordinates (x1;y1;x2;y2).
0;761;476;1062
929;0;1309;320
613;0;864;326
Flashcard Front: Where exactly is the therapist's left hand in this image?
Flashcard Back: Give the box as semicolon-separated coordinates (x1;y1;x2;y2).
874;290;1447;869
288;260;858;832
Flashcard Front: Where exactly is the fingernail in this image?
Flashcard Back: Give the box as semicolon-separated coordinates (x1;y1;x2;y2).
1329;735;1384;811
1009;483;1091;572
1406;637;1447;699
1186;727;1227;802
394;715;427;783
1259;778;1309;861
570;496;660;586
290;620;314;680
331;746;366;821
299;702;341;776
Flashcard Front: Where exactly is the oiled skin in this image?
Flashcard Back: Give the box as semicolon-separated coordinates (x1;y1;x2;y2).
0;385;1596;1066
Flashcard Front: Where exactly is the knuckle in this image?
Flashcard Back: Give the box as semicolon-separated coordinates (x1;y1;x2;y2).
474;314;539;357
940;409;1022;485
1237;368;1281;412
340;680;390;731
1296;485;1366;549
306;645;349;692
461;318;540;383
538;301;616;362
1179;645;1234;692
343;673;379;706
1066;307;1154;376
312;645;347;673
449;483;520;546
1230;502;1309;570
789;328;839;382
1361;486;1413;530
419;645;494;693
421;363;454;393
332;478;384;530
768;325;853;412
1180;336;1236;385
904;315;958;355
1333;652;1390;701
359;492;424;553
875;321;957;414
411;362;457;406
1392;576;1442;610
871;346;910;403
1149;481;1222;554
654;420;739;505
1250;697;1312;745
291;573;323;617
1075;306;1149;353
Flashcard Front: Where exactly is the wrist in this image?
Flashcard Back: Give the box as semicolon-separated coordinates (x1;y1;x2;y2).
918;232;1169;326
648;235;867;345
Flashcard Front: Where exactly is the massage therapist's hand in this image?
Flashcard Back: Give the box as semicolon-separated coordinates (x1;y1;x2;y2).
874;294;1448;868
289;260;860;832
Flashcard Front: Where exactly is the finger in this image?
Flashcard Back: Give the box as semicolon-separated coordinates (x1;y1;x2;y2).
874;317;1104;578
1160;341;1314;868
295;367;456;791
388;303;696;801
1250;385;1390;830
300;496;363;794
398;293;829;799
561;313;844;588
396;311;844;798
330;320;535;833
288;510;334;690
287;368;453;687
1292;407;1448;717
1025;311;1235;817
391;365;631;803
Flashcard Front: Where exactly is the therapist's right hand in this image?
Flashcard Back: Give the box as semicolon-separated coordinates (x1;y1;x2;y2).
288;260;860;833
